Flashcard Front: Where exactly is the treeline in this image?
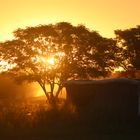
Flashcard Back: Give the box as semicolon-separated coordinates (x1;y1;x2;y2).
0;22;139;103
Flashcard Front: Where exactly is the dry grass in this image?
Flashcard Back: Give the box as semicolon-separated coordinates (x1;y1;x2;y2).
0;97;140;140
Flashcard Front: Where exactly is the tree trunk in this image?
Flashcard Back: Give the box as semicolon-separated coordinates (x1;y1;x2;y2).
38;81;50;103
50;84;55;98
55;86;63;99
42;86;50;102
38;81;61;106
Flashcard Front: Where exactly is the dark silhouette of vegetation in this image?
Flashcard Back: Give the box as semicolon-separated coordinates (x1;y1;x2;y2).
115;25;140;78
0;23;140;140
0;22;118;104
0;23;139;104
0;100;139;140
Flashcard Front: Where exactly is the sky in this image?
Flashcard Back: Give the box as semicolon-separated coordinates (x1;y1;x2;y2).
0;0;140;41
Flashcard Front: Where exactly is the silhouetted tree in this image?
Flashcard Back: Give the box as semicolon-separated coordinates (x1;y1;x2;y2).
115;26;140;77
0;22;118;104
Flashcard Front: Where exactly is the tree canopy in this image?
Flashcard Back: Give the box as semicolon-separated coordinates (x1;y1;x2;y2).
0;22;119;103
115;26;140;70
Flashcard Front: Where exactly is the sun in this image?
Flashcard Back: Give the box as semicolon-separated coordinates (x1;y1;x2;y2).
47;57;55;65
39;56;55;65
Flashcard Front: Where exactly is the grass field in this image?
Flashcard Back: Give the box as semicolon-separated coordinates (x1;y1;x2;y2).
0;97;140;140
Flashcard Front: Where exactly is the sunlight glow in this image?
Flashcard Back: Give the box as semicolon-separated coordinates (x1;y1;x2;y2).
47;57;55;65
0;61;16;73
113;67;124;73
36;56;56;66
39;52;65;68
35;89;45;97
34;84;66;99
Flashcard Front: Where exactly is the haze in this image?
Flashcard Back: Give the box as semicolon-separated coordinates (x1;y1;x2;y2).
0;0;140;41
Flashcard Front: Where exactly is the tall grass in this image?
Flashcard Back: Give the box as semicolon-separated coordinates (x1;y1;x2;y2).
0;98;140;140
0;98;78;138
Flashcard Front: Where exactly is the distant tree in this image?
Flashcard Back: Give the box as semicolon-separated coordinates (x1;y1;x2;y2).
0;22;118;104
115;26;140;77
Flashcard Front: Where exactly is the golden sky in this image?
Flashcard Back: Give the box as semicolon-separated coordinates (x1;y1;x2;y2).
0;0;140;41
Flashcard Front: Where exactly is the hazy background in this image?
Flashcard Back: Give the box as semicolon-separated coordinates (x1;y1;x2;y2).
0;75;44;98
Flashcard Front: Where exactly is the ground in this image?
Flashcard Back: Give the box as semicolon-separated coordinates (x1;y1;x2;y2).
0;97;140;140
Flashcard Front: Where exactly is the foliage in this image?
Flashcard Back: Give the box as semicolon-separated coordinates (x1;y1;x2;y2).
115;25;140;72
0;22;118;103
